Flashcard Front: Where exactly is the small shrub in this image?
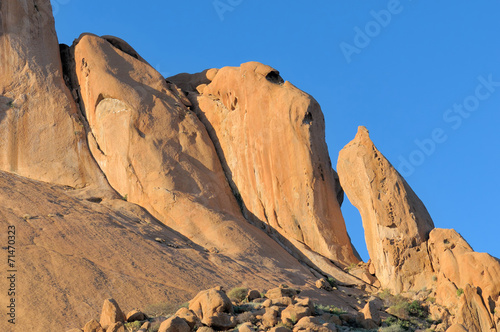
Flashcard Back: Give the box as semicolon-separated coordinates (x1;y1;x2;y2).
327;277;337;288
122;194;128;201
456;288;464;297
314;304;346;315
408;300;427;318
124;321;141;332
425;297;436;304
228;287;248;302
6;101;14;108
432;275;438;282
345;263;357;271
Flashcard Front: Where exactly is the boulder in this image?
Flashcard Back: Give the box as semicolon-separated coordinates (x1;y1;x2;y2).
269;327;292;332
99;298;125;329
262;307;280;328
281;304;313;325
238;322;256;332
315;279;333;291
158;316;191;332
175;307;201;329
189;287;233;325
266;287;298;300
83;319;104;332
126;309;146;322
293;316;337;332
337;126;435;292
205;312;238;330
247;289;262;302
106;322;125;332
359;298;383;325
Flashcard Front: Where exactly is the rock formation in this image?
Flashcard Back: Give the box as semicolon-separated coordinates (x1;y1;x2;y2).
171;62;359;267
1;1;499;331
337;126;500;331
337;126;435;292
0;0;110;192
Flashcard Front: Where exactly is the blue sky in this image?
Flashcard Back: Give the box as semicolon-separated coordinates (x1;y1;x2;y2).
52;0;500;261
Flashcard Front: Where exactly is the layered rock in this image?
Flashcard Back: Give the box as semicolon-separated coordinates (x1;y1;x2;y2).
173;62;359;266
0;0;109;191
337;126;435;292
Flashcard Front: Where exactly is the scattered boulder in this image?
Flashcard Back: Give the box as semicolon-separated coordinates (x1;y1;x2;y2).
247;289;262;302
175;307;201;329
269;327;292;332
126;309;146;322
293;316;337;332
106;322;125;332
262;307;280;328
281;304;312;325
359;298;383;325
238;322;256;332
99;298;126;329
158;316;191;332
266;287;298;300
189;286;234;326
315;279;333;291
204;312;238;330
83;319;104;332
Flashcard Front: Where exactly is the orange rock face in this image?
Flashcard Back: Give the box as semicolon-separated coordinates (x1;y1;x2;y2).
337;126;500;330
0;0;108;190
337;126;435;292
181;62;358;266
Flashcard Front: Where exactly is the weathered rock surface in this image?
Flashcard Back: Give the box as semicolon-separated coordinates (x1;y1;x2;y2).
337;126;435;292
337;126;500;330
0;0;111;191
178;62;359;266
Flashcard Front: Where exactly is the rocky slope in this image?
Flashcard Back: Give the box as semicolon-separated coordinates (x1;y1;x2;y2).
0;1;498;331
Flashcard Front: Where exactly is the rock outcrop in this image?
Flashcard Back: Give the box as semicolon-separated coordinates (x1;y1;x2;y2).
337;126;435;292
172;62;359;267
0;0;110;192
337;126;500;330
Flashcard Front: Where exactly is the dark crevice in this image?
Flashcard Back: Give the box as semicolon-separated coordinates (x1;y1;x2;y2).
303;111;313;125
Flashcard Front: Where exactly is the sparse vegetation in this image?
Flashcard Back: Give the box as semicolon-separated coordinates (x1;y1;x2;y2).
345;263;357;271
122;194;128;201
6;101;14;108
327;277;337;288
124;321;141;332
456;288;464;297
144;301;186;318
314;303;346;315
227;287;248;302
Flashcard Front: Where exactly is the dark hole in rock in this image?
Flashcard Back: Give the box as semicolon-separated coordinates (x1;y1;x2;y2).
303;112;313;125
266;71;284;85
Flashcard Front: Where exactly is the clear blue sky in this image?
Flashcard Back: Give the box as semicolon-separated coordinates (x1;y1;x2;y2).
52;0;500;261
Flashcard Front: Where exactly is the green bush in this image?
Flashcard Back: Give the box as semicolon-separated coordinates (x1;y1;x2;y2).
408;300;427;318
227;287;248;302
456;288;464;297
124;321;142;332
